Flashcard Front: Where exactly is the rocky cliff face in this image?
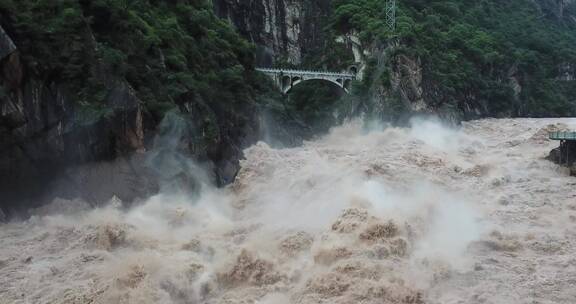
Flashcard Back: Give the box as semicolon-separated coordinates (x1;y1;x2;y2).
0;24;157;214
536;0;576;21
538;0;576;85
216;0;574;122
214;0;332;66
358;0;576;121
0;20;260;217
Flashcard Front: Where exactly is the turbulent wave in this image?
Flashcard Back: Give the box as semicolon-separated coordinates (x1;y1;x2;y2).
1;118;576;303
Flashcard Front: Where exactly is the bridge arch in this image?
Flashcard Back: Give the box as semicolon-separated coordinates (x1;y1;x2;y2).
283;77;349;94
255;68;357;95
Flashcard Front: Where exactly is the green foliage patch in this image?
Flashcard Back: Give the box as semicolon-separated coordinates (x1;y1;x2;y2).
332;0;576;117
0;0;259;117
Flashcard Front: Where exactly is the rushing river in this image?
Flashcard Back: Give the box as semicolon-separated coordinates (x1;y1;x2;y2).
1;118;575;304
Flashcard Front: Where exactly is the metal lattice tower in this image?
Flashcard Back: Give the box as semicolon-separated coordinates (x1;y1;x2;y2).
386;0;396;32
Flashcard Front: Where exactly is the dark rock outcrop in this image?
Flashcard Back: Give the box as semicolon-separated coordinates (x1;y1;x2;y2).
0;24;157;214
214;0;333;66
547;140;576;176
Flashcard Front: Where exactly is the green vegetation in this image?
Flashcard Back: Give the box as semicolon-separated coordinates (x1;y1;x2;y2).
1;0;574;149
0;0;265;124
332;0;576;118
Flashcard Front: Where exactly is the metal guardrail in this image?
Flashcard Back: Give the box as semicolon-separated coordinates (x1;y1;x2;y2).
549;131;576;140
255;68;356;78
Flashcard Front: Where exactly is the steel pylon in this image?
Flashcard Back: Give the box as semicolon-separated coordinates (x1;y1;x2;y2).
386;0;396;32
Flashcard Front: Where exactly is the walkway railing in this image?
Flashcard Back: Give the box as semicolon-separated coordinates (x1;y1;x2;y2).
549;131;576;140
255;68;356;78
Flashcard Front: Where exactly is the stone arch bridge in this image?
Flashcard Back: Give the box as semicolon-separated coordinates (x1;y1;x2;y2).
256;68;358;94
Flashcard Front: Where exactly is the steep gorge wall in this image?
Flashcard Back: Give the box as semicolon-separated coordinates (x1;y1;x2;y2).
0;26;154;213
353;0;576;121
537;0;576;20
0;2;264;217
2;0;574;217
214;0;333;66
216;0;575;122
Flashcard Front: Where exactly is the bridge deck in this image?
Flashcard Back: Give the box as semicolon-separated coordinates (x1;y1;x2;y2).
549;131;576;140
255;67;357;94
255;68;355;78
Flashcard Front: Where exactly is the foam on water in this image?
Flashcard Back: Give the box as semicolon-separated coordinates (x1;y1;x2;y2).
1;118;576;303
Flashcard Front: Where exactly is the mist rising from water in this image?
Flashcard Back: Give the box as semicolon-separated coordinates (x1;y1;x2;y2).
11;117;573;303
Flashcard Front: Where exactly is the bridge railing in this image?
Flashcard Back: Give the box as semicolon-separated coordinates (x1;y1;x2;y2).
255;68;356;78
549;131;576;140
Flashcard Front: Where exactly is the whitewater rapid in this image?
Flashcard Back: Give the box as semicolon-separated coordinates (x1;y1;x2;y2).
1;118;575;304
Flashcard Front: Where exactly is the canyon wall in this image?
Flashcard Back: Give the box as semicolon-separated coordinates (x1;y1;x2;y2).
213;0;333;66
0;2;263;216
